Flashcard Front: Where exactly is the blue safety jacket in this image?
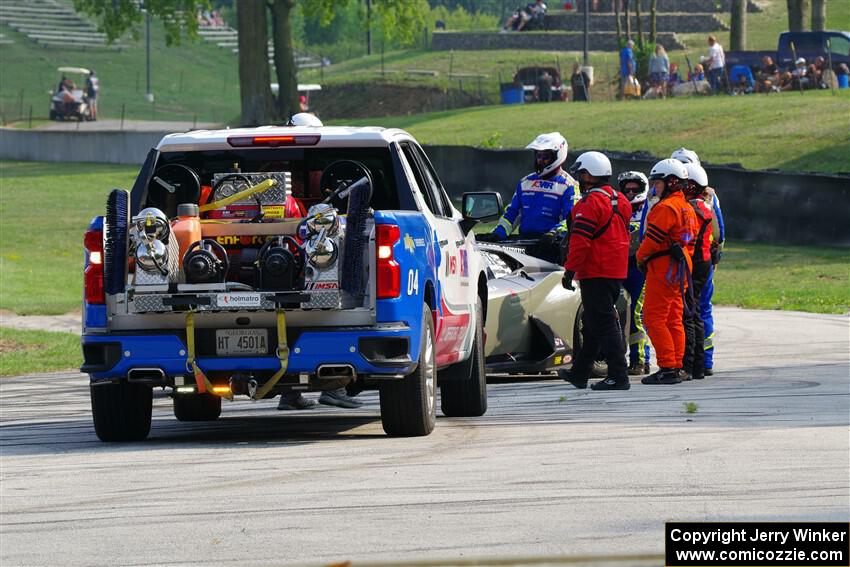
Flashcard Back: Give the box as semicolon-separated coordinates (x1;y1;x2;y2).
493;171;580;239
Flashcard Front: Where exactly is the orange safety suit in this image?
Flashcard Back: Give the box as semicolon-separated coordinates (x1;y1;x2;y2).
636;190;697;369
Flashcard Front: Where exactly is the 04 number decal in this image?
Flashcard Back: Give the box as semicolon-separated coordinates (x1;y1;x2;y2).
406;269;419;296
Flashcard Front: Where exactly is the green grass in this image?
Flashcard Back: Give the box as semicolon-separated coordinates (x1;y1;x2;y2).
713;242;850;314
683;402;699;414
0;16;241;124
338;89;850;174
0;327;80;376
0;161;137;315
2;161;848;317
678;0;850;54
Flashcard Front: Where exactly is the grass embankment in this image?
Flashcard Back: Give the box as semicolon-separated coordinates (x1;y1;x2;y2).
0;161;137;314
1;161;847;375
0;16;241;125
0;327;80;377
339;89;850;174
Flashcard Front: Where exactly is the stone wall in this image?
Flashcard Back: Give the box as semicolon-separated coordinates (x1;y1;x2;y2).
426;146;850;247
568;0;760;12
431;31;684;51
544;13;727;33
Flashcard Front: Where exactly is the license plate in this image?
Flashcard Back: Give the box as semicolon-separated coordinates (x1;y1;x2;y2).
215;329;268;356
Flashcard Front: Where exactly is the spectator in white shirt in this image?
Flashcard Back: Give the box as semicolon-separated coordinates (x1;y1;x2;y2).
705;35;726;93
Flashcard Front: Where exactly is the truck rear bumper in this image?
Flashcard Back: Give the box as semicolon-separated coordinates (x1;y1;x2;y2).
82;323;416;381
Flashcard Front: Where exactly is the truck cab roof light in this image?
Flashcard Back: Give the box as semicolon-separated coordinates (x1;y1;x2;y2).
227;135;321;147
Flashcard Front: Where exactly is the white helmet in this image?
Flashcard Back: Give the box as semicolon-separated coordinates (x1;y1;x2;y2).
526;132;568;177
569;151;612;178
617;170;648;204
670;147;700;164
649;158;688;182
683;162;708;188
290;112;323;127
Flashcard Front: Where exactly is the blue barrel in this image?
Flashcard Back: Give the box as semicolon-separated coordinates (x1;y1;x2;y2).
838;74;849;89
500;84;524;105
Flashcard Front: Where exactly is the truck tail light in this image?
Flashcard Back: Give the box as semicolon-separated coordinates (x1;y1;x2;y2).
376;224;400;299
84;229;105;304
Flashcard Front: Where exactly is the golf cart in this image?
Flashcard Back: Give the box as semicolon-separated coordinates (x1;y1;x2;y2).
49;66;93;121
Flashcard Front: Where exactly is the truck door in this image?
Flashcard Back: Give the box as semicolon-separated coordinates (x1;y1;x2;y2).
398;142;472;367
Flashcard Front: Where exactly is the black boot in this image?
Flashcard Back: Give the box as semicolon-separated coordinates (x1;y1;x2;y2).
641;368;680;385
704;368;714;376
628;362;651;376
591;377;630;391
678;369;692;382
559;368;588;389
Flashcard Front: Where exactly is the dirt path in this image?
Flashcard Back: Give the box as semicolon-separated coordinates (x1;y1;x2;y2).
0;310;81;335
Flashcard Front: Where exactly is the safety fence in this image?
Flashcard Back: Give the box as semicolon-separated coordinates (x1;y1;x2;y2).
1;129;847;246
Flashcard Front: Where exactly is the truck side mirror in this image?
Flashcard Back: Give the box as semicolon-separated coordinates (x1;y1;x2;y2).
460;191;503;235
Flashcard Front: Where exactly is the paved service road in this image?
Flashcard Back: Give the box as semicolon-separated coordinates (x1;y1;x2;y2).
1;308;848;566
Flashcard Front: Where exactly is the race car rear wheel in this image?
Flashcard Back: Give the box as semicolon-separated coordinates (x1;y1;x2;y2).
379;303;437;437
173;393;222;422
440;298;487;417
90;381;152;442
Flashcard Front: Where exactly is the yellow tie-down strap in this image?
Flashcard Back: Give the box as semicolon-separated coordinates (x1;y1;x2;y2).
199;178;277;213
184;309;289;401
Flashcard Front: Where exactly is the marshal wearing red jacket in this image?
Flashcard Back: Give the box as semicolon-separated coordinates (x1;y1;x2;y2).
565;185;632;280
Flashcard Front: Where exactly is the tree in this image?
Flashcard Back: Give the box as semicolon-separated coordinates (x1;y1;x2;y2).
624;0;631;40
635;0;643;48
73;0;209;44
238;0;274;126
811;0;827;31
615;0;622;44
649;0;657;44
270;0;299;122
787;0;810;32
730;0;747;51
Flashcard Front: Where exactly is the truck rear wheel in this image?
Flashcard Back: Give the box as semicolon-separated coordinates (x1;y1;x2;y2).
173;393;222;422
440;298;487;417
379;303;436;437
90;381;152;442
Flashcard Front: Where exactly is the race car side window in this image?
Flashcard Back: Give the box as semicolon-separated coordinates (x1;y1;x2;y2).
400;142;444;217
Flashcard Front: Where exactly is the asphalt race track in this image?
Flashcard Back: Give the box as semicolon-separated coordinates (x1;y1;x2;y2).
1;307;848;566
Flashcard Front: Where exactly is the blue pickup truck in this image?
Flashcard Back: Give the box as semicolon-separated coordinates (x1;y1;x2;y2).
725;31;850;71
82;126;498;440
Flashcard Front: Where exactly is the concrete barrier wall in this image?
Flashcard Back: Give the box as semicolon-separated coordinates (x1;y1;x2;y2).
426;146;850;247
0;128;164;165
2;129;847;246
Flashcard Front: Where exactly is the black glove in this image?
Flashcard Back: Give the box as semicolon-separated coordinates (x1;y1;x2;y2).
562;270;575;290
670;242;685;261
710;243;722;265
476;232;501;243
637;261;647;274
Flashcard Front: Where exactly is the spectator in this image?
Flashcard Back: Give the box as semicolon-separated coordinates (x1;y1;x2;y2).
619;39;636;99
56;75;67;94
667;62;682;89
755;55;780;93
811;56;828;88
648;43;670;98
538;70;554;102
729;65;754;95
85;70;99;120
502;1;547;32
704;35;726;93
570;62;590;102
688;63;705;82
299;94;308;112
783;57;809;91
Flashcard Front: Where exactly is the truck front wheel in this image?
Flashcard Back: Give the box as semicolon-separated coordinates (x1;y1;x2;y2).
379;303;437;436
90;381;152;442
173;393;222;421
439;297;487;417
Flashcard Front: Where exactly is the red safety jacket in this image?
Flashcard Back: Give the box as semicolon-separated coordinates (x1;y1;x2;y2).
565;185;632;280
689;197;714;264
